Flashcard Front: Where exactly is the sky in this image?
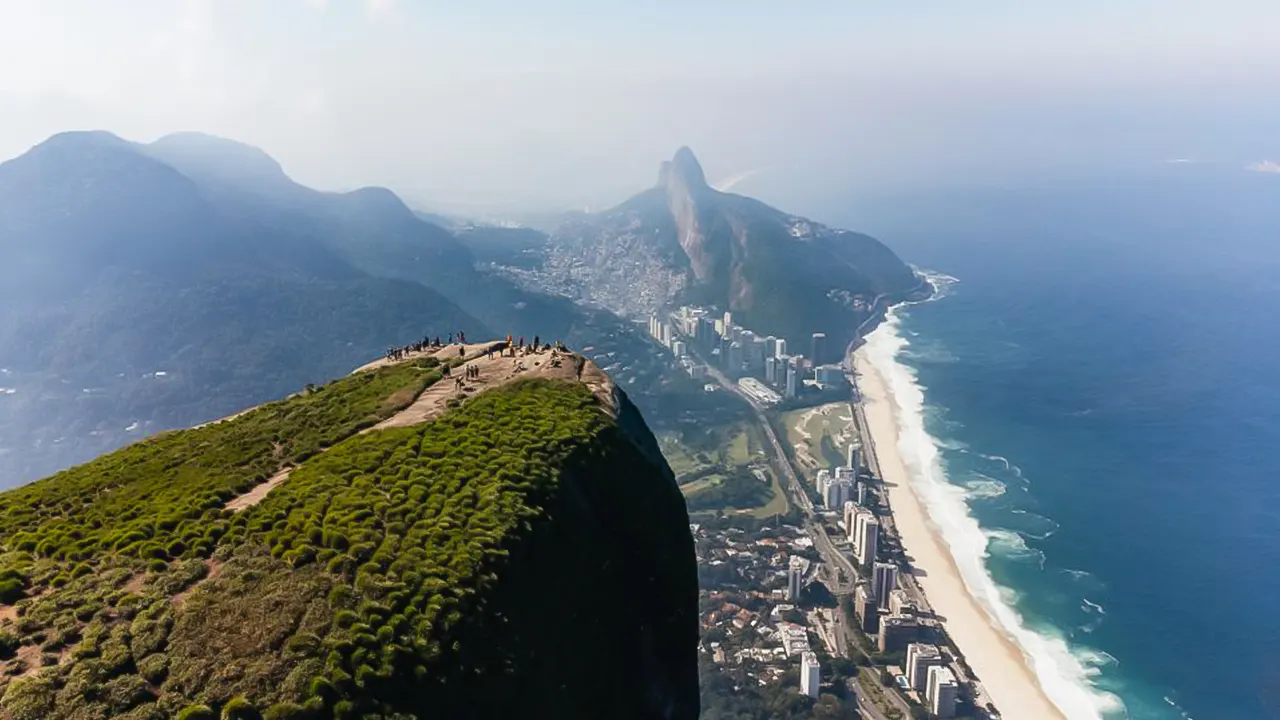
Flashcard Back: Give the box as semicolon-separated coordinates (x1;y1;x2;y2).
3;0;1280;213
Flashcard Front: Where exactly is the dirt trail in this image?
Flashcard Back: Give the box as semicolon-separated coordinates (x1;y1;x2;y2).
225;466;293;513
220;341;612;512
195;344;489;430
372;345;609;431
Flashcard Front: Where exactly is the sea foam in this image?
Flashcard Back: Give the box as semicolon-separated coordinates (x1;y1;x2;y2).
862;303;1124;719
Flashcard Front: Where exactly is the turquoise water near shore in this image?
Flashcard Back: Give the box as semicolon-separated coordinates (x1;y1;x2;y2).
835;171;1280;720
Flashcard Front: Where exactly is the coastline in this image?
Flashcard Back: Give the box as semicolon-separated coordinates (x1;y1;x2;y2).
853;328;1070;719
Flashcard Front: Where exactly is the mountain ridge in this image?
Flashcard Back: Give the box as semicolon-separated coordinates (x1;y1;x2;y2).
0;131;493;485
0;343;699;719
503;147;924;362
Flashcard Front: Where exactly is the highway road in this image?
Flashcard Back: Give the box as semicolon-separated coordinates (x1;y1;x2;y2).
684;338;922;716
699;360;861;593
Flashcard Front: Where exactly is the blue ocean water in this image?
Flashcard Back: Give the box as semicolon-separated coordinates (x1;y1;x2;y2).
835;169;1280;719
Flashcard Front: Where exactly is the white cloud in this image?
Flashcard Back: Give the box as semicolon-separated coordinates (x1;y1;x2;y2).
366;0;394;14
1245;160;1280;173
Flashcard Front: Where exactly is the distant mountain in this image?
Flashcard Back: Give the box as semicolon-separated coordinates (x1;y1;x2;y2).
510;147;924;362
0;131;489;485
145;133;584;341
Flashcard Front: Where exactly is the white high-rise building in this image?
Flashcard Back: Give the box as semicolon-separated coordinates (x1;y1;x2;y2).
825;478;852;509
843;501;858;534
873;562;898;609
661;323;673;347
926;666;958;718
765;336;778;358
905;643;944;691
856;481;869;507
800;651;821;698
847;444;861;470
775;338;787;358
723;311;733;333
785;363;798;398
672;340;687;357
888;588;915;616
787;556;806;601
816;470;831;500
854;511;879;566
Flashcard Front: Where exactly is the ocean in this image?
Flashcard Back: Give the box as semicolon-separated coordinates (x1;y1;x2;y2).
830;169;1280;720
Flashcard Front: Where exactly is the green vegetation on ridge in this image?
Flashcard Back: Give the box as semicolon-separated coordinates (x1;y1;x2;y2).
0;355;698;720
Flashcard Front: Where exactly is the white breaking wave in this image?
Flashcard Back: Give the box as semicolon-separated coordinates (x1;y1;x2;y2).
965;476;1008;500
1079;598;1107;634
986;528;1047;568
1010;509;1060;540
862;306;1124;719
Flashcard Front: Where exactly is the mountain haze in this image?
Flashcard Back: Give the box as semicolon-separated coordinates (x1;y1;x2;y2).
508;148;923;362
0;131;527;485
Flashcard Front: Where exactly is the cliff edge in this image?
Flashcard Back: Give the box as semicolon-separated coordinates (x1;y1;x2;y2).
0;343;699;719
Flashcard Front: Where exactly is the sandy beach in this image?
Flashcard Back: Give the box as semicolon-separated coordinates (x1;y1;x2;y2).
854;347;1067;720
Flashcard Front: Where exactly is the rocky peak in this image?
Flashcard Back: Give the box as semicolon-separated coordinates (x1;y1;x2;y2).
658;146;708;191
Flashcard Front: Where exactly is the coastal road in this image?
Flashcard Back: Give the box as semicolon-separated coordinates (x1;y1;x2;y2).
698;360;861;591
682;338;922;715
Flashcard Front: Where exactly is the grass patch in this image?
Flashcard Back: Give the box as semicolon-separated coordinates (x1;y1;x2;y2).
748;470;789;519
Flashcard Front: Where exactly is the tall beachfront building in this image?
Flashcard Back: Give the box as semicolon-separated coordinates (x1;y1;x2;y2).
873;562;898;609
905;643;944;691
800;651;821;698
775;338;787;358
927;666;958;718
847;443;861;471
824;478;852;509
787;556;806;601
854;583;879;633
854;511;879;566
811;332;827;365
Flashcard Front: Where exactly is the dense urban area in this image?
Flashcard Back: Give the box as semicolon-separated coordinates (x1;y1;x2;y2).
630;306;996;720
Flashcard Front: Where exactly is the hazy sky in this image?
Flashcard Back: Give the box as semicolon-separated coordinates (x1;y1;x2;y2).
3;0;1280;212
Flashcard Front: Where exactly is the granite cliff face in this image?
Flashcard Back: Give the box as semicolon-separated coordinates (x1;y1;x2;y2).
0;348;699;719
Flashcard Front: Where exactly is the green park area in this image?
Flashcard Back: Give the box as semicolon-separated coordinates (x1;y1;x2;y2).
779;401;857;488
659;423;787;519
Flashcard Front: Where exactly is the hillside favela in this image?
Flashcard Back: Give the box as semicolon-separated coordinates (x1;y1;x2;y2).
2;3;1278;720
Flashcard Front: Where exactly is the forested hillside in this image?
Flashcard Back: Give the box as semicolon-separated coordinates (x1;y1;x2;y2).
0;349;699;719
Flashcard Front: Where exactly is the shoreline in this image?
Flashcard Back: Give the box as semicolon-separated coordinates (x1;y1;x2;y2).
853;333;1070;719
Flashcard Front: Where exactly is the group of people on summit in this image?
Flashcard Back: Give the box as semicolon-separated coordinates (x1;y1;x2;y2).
384;331;471;362
384;331;575;390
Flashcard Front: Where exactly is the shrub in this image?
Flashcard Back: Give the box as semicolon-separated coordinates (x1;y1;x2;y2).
0;578;24;603
136;653;168;684
2;675;58;720
0;629;20;659
102;673;154;713
176;705;217;720
221;696;262;720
